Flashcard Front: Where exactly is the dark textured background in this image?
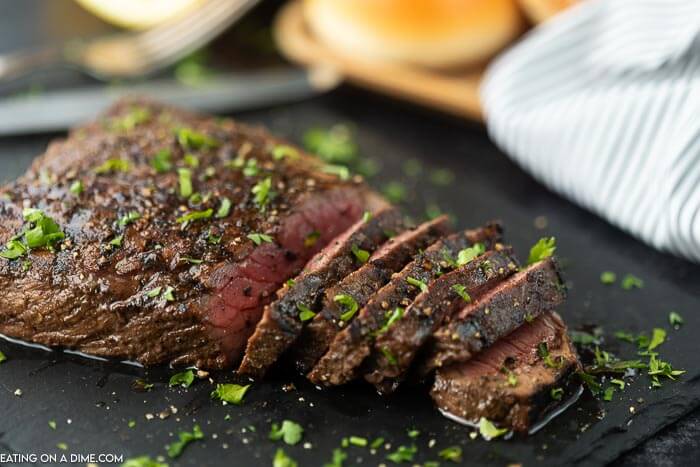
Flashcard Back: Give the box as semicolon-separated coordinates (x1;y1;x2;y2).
0;1;698;466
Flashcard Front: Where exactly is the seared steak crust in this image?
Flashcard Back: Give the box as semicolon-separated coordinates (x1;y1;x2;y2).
237;208;404;378
292;215;453;373
366;247;520;393
0;99;372;368
307;224;503;386
430;312;581;432
422;258;565;373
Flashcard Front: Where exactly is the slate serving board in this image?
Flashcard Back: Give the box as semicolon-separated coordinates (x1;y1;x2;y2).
1;2;699;466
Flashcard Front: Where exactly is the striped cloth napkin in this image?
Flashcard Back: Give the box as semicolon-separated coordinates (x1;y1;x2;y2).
481;0;700;262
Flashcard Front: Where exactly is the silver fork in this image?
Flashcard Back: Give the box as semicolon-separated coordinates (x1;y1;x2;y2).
0;0;260;82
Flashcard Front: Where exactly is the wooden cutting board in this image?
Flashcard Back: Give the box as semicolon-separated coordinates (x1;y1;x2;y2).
272;0;485;121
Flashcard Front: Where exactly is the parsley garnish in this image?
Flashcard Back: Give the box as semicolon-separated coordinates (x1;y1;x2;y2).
456;243;485;266
211;383;250;404
406;276;428;292
247;233;273;245
304;231;320;247
215;198;232;218
162;286;175;301
527;237;556;265
272;145;299;161
145;287;162;298
621;274;644;290
0;351;6;364
550;387;564;400
323;448;347;467
600;271;616;285
451;284;471;302
176;128;219;150
669;311;684;328
297;303;316;321
151;148;172;173
269;420;304;446
370;437;384;449
183;154;199;168
537;342;562;369
303;125;357;164
110;107;150;131
1;208;65;260
376;307;404;335
438;446;462;462
322;164;351;181
381;346;397;365
242;158;259;177
501;367;518;387
118;211;141;228
648;353;685;387
349;436;367;447
386;445;417;463
273;448;297;467
334;294;359;321
69;180;84;195
178;168;193;198
362;211;372;222
169;370;195;388
166;425;203;458
176;208;213;226
94;158;129;174
109;235;123;248
478;417;508;440
252;177;274;208
351;244;370;263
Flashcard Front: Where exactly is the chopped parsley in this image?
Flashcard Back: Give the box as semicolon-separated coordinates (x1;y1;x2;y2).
381;346;397;365
272;145;299;161
570;329;601;346
273;448;297;467
362;211;372;222
247;233;273;245
611;378;626;389
527;237;556;265
502;367;518;387
456;243;485;266
182;256;203;265
176;208;213;225
382;181;406;204
406;429;420;439
351;244;370;263
183;154;199;168
451;284;471;302
323;448;347;467
304;231;320;248
334;294;359;321
600;271;616;285
48;420;56;430
577;370;602;394
550;387;564;400
0;351;6;364
1;208;65;260
386;445;417;463
669;311;684;328
178;168;193;198
121;456;168;467
215;197;231;219
370;437;384;449
603;386;615;401
242;158;259;177
151;149;172;173
94;158;129;174
648;353;685;387
162;286;175;302
621;273;644;290
303;125;357;164
118;211;141;228
252;177;274;208
376;307;404;335
176;128;219;150
146;287;162;298
286;278;296;288
648;327;666;351
438;446;462;462
211;383;250;405
406;276;428;292
269;420;304;446
166;425;204;458
109;234;123;248
478;417;508;440
297;303;316;321
348;436;367;447
537;342;562;369
69;180;84;195
110;107;150;131
168;370;195;388
322;164;351;181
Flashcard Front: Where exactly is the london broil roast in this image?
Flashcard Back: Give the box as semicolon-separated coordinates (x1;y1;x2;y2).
0;99;581;433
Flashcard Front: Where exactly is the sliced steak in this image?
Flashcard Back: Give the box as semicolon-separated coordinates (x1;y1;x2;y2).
421;258;565;373
431;312;581;432
0;98;377;368
237;207;405;378
307;224;503;386
365;247;520;394
291;215;453;373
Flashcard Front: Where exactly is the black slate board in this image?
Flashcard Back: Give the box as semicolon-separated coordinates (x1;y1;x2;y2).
0;88;699;467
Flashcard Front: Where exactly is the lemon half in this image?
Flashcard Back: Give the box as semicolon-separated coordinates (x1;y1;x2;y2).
75;0;207;29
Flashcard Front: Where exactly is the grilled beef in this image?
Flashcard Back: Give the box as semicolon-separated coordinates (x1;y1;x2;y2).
291;215;453;373
237;208;405;378
307;224;503;386
365;247;520;394
0;99;377;368
430;312;581;432
421;258;565;373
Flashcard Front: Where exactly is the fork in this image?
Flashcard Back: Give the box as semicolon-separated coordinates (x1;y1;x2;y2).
0;0;260;82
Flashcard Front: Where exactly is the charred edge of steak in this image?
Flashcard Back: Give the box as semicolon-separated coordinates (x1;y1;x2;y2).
420;257;566;374
365;247;520;394
430;312;581;433
291;215;453;374
307;223;503;387
237;207;405;378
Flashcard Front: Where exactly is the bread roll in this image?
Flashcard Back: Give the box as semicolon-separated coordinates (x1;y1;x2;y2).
303;0;524;69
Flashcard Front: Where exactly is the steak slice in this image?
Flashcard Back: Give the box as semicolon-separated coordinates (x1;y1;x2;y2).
307;224;503;386
237;207;405;378
430;312;581;432
365;247;520;394
421;258;565;374
0;98;377;368
291;215;453;373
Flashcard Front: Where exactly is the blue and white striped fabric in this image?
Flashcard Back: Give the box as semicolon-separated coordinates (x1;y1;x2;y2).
481;0;700;262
